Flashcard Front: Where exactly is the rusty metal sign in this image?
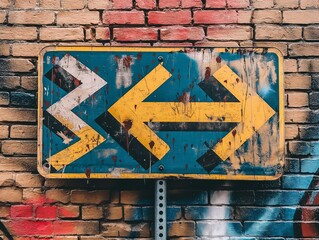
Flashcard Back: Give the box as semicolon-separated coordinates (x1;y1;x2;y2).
38;47;284;180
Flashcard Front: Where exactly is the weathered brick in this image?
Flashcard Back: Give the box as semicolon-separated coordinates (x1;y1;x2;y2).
300;126;319;140
71;190;110;204
159;0;180;8
136;0;156;9
285;124;298;139
14;0;37;8
207;26;252;40
255;25;302;40
0;76;20;89
6;220;53;235
21;76;37;91
57;11;99;25
285;109;312;123
11;92;36;107
0;10;6;23
0;206;10;217
161;27;204;41
148;10;191;25
194;10;237;24
142;206;182;221
238;10;252;23
105;206;122;220
299;59;319;73
57;205;80;218
61;0;85;9
53;221;99;235
0;172;14;186
10;125;37;139
0;108;36;122
284;158;300;173
103;11;144;25
121;191;153;205
0;43;10;56
124;206;142;221
40;27;84;41
168;190;208;205
301;158;319;173
252;10;282;23
1;140;37;155
285;74;311;90
289;141;319;156
235;207;281;220
0;156;36;172
39;0;61;9
197;221;242;236
287;92;308;107
182;0;202;8
53;237;78;240
9;11;55;25
0;92;9;105
0;188;22;203
168;221;195;237
0;58;34;72
0;125;9;139
227;0;249;8
284;59;298;73
36;206;57;219
12;43;48;57
284;10;319;24
304;27;319;41
310;92;319;108
10;205;33;218
185;206;232;220
0;0;10;8
252;0;274;8
101;223;150;237
290;43;319;57
300;0;319;9
46;189;70;204
211;190;254;205
82;205;103;219
312;74;319;90
240;41;287;56
113;28;158;41
21;189;44;205
95;27;110;41
16;173;43;188
274;0;299;8
206;0;226;8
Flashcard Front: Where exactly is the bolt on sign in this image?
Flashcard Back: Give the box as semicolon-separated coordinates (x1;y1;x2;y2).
38;47;284;180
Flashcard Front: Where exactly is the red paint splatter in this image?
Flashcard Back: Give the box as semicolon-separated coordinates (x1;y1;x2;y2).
123;119;133;131
205;67;211;80
85;168;91;179
112;155;117;165
184;144;188;152
216;56;222;63
94;67;99;73
179;92;190;104
232;129;237;137
137;52;142;61
123;56;133;68
185;163;189;170
149;141;155;149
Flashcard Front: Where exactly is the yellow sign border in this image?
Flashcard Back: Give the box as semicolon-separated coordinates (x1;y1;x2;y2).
38;46;284;180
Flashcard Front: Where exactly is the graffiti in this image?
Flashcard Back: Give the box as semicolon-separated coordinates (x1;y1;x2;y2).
0;221;13;240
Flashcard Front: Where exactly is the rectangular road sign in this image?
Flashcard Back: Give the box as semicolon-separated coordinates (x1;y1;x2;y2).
38;47;284;180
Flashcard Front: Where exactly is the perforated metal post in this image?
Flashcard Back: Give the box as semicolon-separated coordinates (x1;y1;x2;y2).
155;180;167;240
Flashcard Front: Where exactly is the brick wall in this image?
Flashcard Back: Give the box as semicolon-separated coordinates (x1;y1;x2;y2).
0;0;319;238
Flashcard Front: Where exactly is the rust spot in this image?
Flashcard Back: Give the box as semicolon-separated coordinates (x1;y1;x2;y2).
149;140;155;149
179;92;190;104
236;78;239;83
85;168;91;178
123;119;132;131
112;155;117;165
134;104;137;110
166;133;169;139
219;139;223;143
178;72;181;81
137;52;142;61
94;67;99;73
224;80;227;83
184;144;188;152
232;129;237;137
123;56;133;68
216;56;222;63
229;141;231;145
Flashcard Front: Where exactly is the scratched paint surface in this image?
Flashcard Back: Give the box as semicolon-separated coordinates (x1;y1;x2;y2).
38;47;284;179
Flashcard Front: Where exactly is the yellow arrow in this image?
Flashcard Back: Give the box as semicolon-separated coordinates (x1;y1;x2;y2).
108;64;275;163
211;65;276;161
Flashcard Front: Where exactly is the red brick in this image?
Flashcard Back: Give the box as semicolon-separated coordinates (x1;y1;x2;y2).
8;220;53;235
159;0;180;8
161;27;204;41
182;0;202;8
136;0;156;9
107;0;133;9
103;11;144;25
53;221;99;235
10;205;33;218
206;0;226;8
95;27;110;41
168;221;195;237
57;206;80;218
227;0;250;8
36;206;57;219
113;28;158;41
194;10;237;24
148;10;191;25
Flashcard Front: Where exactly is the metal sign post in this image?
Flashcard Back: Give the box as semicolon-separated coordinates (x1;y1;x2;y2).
155;180;167;240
